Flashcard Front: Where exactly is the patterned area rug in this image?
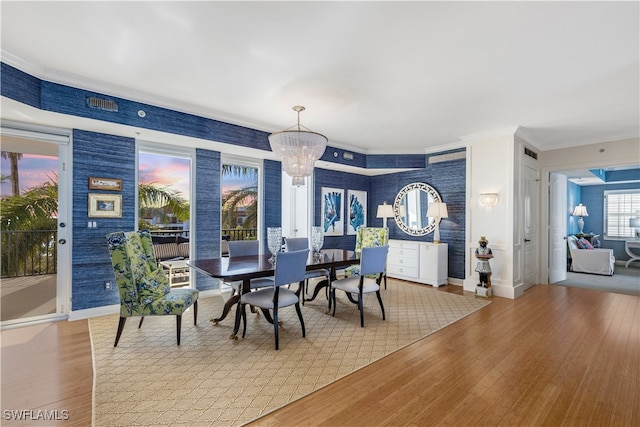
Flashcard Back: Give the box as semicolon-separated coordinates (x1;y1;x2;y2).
89;280;490;426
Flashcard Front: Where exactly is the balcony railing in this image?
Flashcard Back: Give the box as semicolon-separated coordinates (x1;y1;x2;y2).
1;229;57;278
222;228;257;241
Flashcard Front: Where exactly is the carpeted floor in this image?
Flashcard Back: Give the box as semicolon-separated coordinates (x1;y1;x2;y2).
559;265;640;296
89;280;490;427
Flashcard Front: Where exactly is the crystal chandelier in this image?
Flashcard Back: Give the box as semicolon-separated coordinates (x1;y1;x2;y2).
268;106;328;186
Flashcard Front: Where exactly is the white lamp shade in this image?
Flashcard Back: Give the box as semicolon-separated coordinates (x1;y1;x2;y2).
427;202;448;218
376;203;394;218
572;203;589;217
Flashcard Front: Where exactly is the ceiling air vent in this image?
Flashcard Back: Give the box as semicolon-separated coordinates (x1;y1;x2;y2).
524;147;538;160
86;96;118;112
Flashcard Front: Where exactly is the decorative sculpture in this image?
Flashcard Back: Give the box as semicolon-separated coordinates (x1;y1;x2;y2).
475;236;493;288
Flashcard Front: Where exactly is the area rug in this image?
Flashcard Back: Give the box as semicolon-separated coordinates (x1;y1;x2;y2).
89;280;490;426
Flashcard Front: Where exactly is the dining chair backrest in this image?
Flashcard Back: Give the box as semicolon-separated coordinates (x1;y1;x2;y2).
228;240;259;257
284;237;309;252
274;249;309;287
359;245;389;276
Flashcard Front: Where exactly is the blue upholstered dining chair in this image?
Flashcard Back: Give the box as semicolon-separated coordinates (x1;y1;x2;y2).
106;230;199;346
330;245;388;327
240;249;309;350
343;227;389;289
226;240;274;291
284;237;330;296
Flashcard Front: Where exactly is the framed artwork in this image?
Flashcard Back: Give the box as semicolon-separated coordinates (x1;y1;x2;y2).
347;189;367;235
88;177;122;191
88;193;122;218
321;187;344;236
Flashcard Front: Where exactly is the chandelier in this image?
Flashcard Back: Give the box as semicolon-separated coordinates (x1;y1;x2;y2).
268;106;328;186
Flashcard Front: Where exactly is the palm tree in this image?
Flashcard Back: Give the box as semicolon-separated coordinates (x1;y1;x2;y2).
221;165;258;239
222;185;258;230
138;182;190;230
1;151;23;196
1;176;58;276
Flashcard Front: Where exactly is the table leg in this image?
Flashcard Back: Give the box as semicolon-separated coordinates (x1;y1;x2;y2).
305;278;329;302
211;293;239;323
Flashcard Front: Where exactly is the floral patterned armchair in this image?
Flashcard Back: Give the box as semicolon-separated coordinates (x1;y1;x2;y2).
106;230;199;346
344;227;389;288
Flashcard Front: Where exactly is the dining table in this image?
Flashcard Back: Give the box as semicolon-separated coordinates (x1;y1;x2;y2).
188;248;360;338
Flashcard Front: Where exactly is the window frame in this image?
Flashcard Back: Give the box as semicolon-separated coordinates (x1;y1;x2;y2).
603;189;640;241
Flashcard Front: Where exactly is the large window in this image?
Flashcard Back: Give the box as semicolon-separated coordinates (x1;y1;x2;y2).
221;156;260;242
604;189;640;239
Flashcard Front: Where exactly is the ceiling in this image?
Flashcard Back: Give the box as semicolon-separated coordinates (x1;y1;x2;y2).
1;1;639;156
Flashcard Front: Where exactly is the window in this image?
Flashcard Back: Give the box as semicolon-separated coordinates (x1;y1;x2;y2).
604;189;640;239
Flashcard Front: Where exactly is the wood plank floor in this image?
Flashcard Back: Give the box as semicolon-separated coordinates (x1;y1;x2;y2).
1;283;638;426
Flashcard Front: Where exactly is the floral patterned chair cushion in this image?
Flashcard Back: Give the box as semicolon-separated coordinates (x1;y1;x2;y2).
345;227;389;278
106;229;199;346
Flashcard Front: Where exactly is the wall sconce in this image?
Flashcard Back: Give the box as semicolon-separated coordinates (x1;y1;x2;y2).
479;193;499;208
572;203;589;234
376;202;394;228
426;202;448;244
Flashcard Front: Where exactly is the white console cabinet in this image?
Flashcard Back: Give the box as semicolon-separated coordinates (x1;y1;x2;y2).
387;239;448;287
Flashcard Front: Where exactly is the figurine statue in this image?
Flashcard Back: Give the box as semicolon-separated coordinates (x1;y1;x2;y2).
475;236;493;287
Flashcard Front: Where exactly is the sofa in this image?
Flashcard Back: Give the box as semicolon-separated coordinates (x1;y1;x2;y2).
567;235;615;276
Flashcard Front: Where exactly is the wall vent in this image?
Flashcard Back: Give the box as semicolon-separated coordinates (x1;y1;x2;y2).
86;96;118;112
428;151;466;164
524;147;538;160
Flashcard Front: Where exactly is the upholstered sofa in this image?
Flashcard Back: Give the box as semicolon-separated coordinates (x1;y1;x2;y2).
567;235;615;276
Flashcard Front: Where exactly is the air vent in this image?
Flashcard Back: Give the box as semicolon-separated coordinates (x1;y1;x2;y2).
428;151;466;164
86;96;118;112
524;147;538;160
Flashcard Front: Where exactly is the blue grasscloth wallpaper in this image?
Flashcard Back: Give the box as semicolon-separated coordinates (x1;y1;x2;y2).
315;149;467;280
3;61;468;312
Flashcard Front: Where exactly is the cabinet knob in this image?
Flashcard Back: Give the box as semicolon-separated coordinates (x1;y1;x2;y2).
399;259;403;264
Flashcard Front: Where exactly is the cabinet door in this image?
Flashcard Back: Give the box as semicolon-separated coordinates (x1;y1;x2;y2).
419;243;447;286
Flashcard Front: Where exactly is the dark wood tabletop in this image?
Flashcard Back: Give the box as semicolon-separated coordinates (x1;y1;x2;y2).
188;249;358;281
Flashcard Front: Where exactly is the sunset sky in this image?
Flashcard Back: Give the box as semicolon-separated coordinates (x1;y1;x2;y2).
1;152;255;201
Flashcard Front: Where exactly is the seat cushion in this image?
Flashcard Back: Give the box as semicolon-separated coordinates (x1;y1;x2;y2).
331;276;380;294
136;288;199;316
305;268;329;280
241;287;299;309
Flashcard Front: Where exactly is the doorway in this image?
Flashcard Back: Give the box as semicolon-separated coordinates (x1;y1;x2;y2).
0;125;70;326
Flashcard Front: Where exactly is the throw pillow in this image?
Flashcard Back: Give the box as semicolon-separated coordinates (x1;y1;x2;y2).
575;238;585;249
579;238;594;250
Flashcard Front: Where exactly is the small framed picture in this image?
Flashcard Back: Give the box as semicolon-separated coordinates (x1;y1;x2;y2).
88;177;122;191
88;193;122;218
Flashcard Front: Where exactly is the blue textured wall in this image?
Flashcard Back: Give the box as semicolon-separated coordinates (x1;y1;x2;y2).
3;61;469;310
1;62;41;108
193;149;221;291
72;130;135;310
263;160;283;254
567;181;581;235
314;169;371;250
370;150;467;280
314;150;466;281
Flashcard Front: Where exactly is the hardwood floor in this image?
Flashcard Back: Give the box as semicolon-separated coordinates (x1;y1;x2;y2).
1;284;638;426
1;320;93;426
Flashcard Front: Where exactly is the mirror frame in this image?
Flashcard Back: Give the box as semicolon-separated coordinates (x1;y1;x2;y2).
393;182;443;236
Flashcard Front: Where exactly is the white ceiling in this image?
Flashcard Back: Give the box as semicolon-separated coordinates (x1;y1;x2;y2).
1;1;639;155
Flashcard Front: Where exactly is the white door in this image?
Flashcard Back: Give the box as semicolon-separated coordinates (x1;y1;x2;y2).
1;126;70;324
523;163;539;290
549;172;568;283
